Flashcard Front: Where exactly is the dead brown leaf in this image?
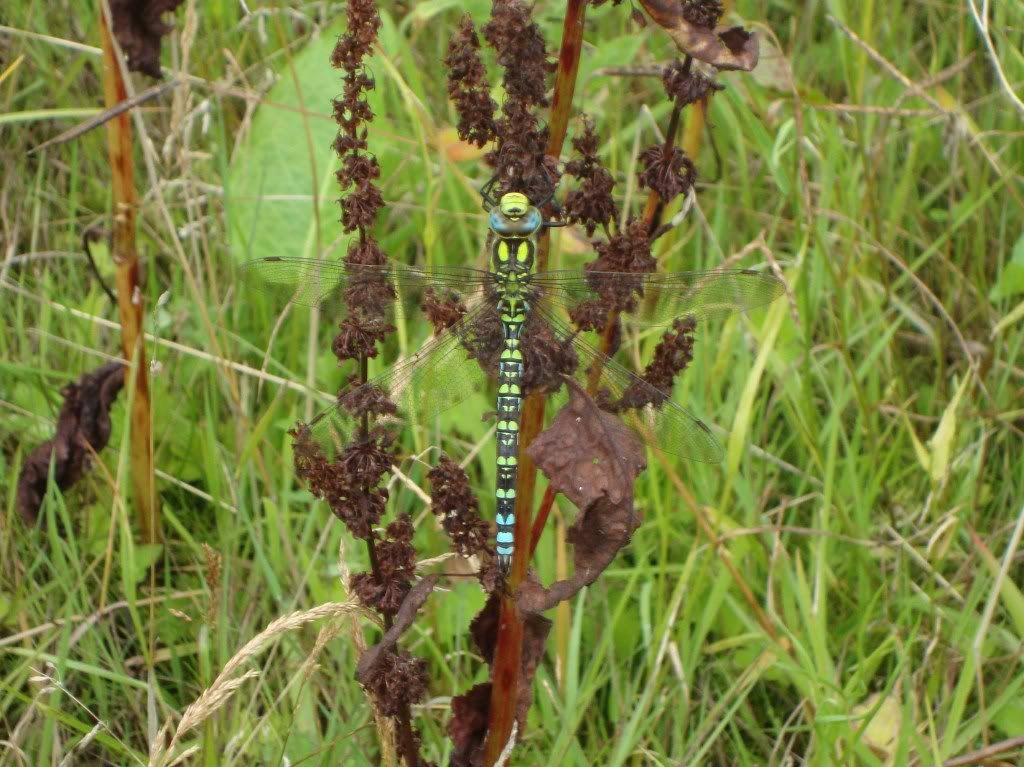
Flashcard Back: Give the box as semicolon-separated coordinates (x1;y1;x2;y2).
109;0;184;78
519;379;645;611
449;594;551;766
16;361;126;524
636;0;759;71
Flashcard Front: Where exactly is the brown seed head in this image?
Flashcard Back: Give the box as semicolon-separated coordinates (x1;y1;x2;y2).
350;514;418;615
330;0;381;70
638;144;697;203
681;0;724;29
614;317;696;411
422;288;468;334
662;60;723;105
445;18;498;148
428;456;490;558
332;314;396;361
361;647;429;717
563;118;617;235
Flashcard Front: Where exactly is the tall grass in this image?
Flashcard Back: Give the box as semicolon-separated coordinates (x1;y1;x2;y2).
1;0;1023;764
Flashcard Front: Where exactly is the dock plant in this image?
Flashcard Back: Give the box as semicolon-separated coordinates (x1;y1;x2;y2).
274;0;765;764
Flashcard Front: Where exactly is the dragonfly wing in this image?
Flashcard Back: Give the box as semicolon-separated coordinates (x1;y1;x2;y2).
531;303;724;463
238;257;492;308
304;302;502;457
530;268;784;325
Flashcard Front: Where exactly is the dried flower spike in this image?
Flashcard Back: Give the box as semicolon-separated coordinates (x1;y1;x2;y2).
351;514;418;615
429;456;490;558
563;118;617;236
445;18;498;148
662;59;723;106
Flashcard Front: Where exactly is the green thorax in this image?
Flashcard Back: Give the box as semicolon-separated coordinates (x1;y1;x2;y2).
488;192;542;297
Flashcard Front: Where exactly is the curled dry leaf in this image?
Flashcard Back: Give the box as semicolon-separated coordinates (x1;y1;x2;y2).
448;682;491;767
448;595;551;766
108;0;184;78
16;362;126;523
520;378;646;611
527;378;646;512
636;0;759;71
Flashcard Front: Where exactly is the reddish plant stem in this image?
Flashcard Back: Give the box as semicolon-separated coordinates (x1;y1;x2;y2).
528;56;696;560
483;1;589;764
98;6;160;545
546;0;588;163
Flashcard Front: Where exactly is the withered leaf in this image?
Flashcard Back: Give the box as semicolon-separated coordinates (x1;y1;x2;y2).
527;377;646;511
450;595;551;766
635;0;759;71
16;362;125;524
448;682;491;767
109;0;185;78
520;379;646;611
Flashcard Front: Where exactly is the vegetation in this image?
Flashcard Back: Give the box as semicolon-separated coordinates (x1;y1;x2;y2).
1;0;1023;765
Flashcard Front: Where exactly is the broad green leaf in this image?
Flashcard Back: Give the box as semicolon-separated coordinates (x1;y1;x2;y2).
226;23;394;266
124;543;164;586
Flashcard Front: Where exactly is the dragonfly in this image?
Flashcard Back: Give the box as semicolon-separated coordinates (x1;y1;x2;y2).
240;181;784;572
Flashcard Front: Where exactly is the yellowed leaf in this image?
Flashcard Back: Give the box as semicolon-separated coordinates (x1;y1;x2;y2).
902;413;931;474
927;376;970;483
853;692;901;761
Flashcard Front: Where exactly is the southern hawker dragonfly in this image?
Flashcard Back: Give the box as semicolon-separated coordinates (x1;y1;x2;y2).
240;187;784;570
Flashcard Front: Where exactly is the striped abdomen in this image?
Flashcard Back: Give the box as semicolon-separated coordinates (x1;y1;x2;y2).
493;252;531;572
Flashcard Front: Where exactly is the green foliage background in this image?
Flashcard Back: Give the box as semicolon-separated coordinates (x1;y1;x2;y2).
1;1;1023;764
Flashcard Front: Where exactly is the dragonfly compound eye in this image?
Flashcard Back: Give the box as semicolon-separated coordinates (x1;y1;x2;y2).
499;192;529;218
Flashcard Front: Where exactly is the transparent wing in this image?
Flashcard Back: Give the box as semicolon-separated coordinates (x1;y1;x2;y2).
238;256;492;308
304;302;503;457
529;268;784;325
532;302;724;463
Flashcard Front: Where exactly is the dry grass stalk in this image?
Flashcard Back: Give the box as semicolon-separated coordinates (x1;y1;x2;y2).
149;599;368;767
57;722;105;767
98;1;161;544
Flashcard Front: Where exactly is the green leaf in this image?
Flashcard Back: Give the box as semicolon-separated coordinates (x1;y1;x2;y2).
927;375;970;484
124;543;164;586
226;24;392;266
990;231;1024;301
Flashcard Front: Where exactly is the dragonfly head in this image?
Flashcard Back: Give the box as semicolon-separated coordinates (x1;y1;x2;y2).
489;193;543;237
